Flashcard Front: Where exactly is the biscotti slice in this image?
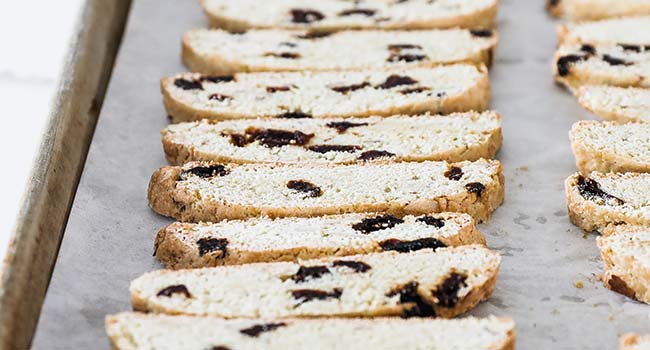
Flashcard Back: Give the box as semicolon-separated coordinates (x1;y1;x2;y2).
577;85;650;123
106;313;516;350
162;66;490;123
597;229;650;303
570;120;650;173
182;29;497;74
558;16;650;45
162;112;502;165
155;212;485;269
621;334;650;350
148;159;504;223
554;43;650;91
131;246;500;319
565;172;650;232
546;0;650;20
201;0;498;32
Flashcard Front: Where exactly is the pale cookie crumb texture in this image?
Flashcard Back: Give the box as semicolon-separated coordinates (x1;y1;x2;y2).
546;0;650;21
147;159;504;223
161;111;502;165
106;313;515;350
182;28;497;74
161;66;490;122
598;230;650;304
155;212;485;268
558;16;650;45
570;120;650;173
621;333;650;350
577;85;650;123
131;247;500;319
201;0;498;31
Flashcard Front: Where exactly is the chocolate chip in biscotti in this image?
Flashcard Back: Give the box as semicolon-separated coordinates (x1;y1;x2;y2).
196;237;228;257
388;44;423;51
287;180;323;198
156;285;192;298
399;87;430;94
386;281;436;318
239;323;287;337
276;111;312;119
179;164;229;180
291;265;331;283
246;127;314;148
358;150;396;161
376;75;418;89
387;53;428;63
580;44;596;55
326;121;368;133
211;346;231;350
416;216;446;228
338;8;376;16
200;75;234;84
297;31;332;39
307;144;362;153
379;238;447;253
577;175;624;205
330;82;370;94
433;272;468;308
607;275;637;300
291;288;342;305
228;133;248;147
264;52;302;59
470;29;493;37
332;260;371;273
618;44;650;52
209;93;232;102
174;78;203;90
279;41;298;48
290;9;325;23
352;215;404;234
266;85;292;93
602;54;632;66
465;182;486;197
556;55;587;77
444;166;464;181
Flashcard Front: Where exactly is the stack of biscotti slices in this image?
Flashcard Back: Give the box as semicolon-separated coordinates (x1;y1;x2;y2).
107;1;516;348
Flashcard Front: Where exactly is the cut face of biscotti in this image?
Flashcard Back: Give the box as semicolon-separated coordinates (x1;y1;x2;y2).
558;16;650;45
106;313;516;350
621;333;650;350
200;0;498;32
547;0;650;20
147;159;504;223
182;29;497;74
554;43;650;91
570;120;650;173
565;172;650;233
161;112;502;165
597;230;650;303
161;66;490;123
577;85;650;124
131;246;501;319
155;212;485;269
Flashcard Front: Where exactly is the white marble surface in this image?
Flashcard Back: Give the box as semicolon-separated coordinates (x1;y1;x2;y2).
0;1;83;259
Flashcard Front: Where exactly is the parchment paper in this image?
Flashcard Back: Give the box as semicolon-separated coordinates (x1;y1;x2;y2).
32;0;650;348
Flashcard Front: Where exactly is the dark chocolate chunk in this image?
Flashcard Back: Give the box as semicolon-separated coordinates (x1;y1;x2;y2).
330;82;370;94
156;285;192;298
307;144;362;153
211;346;231;350
179;164;229;180
229;133;248;147
265;52;302;59
386;282;436;317
291;288;342;304
174;78;202;90
287;180;323;198
276;111;312;119
290;9;325;23
376;75;418;89
209;93;232;101
433;272;467;308
580;44;596;55
297;31;332;39
444;166;464;181
240;323;287;337
266;86;292;93
196;237;228;257
246;127;314;148
291;265;331;283
352;215;404;234
358;150;396;161
379;237;447;253
618;44;650;52
338;8;377;16
332;260;371;273
200;75;234;83
388;44;423;51
399;87;430;94
279;41;298;48
602;54;632;66
326;121;368;133
556;54;586;77
547;0;560;7
387;53;428;63
576;175;624;205
465;182;485;197
416;216;446;228
607;275;637;300
470;29;493;37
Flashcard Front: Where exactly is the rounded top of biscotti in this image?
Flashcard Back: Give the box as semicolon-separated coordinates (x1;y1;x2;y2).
559;16;650;45
577;85;650;123
570;120;650;164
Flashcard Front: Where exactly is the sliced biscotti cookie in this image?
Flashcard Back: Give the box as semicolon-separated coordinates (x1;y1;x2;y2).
131;246;500;319
546;0;650;20
106;313;515;350
162;66;490;123
565;172;650;232
621;333;650;350
155;212;485;269
558;16;650;45
148;159;504;223
570;121;650;173
162;112;502;165
182;29;497;74
554;43;650;91
577;85;650;123
201;0;498;32
597;229;650;303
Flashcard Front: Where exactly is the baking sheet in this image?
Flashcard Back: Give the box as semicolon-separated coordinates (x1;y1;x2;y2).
31;0;650;348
